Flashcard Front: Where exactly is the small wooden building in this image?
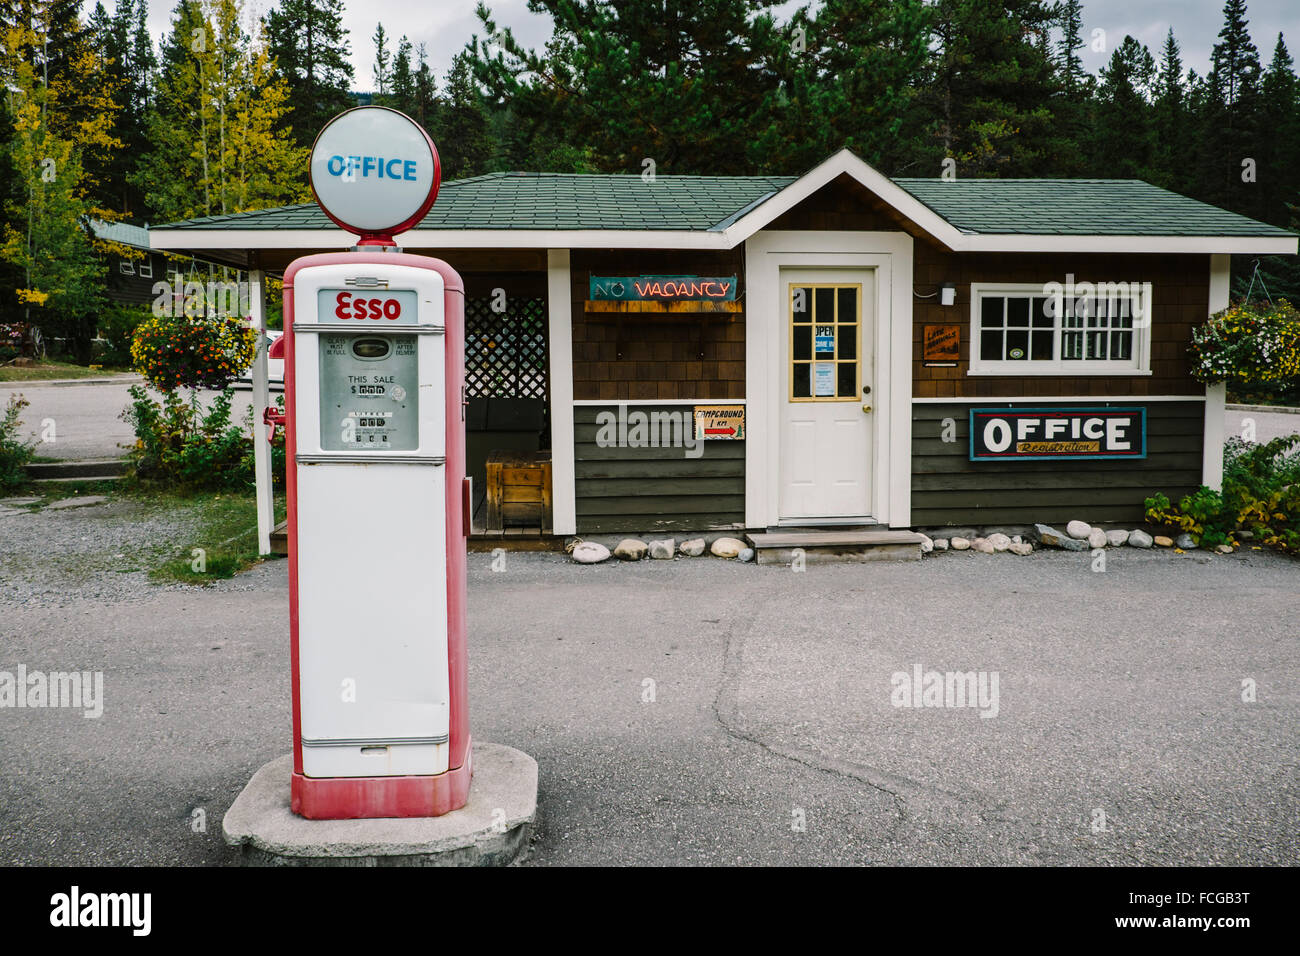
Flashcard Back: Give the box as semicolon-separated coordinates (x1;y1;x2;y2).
150;150;1297;545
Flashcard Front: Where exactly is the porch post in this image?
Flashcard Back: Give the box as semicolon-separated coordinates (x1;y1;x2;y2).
249;268;274;555
1203;254;1230;491
547;249;576;535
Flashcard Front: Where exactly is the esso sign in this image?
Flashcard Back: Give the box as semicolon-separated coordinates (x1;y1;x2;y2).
309;107;441;238
334;291;403;321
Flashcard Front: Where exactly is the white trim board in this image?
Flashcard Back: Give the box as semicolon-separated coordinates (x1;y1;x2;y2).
149;228;1300;258
1202;254;1231;491
573;398;746;406
744;231;914;529
546;249;576;535
911;395;1206;403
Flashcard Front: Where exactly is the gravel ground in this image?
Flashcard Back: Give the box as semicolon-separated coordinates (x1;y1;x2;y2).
0;493;241;607
1;495;1297;867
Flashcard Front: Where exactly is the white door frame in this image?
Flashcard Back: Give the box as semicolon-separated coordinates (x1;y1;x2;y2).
744;231;914;529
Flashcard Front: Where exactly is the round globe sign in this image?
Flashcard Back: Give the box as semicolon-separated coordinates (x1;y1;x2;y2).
309;107;441;240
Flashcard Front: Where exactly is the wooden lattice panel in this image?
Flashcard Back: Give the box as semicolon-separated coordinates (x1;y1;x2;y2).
464;296;548;399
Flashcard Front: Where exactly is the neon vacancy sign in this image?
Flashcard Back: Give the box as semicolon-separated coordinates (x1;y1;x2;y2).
589;275;737;302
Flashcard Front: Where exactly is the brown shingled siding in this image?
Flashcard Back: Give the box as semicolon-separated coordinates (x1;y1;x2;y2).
570;248;745;401
912;245;1210;398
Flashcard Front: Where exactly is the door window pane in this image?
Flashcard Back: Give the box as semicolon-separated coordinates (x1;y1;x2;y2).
792;362;810;397
793;324;811;361
793;287;812;322
839;324;857;360
837;287;857;324
837;361;856;398
815;287;834;323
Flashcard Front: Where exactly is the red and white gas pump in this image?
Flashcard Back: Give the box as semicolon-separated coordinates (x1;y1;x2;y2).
267;107;470;819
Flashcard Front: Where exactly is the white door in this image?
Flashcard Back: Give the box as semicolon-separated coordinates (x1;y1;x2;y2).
779;270;875;520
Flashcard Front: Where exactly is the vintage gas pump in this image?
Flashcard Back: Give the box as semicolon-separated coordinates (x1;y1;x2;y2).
269;107;470;819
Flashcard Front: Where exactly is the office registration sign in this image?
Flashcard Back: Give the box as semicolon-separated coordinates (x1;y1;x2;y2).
969;407;1146;461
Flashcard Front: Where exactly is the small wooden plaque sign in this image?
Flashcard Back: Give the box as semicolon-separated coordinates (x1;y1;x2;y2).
923;325;960;365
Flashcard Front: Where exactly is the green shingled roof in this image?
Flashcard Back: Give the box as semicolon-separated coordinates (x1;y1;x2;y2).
154;169;1294;238
159;172;795;232
894;178;1294;237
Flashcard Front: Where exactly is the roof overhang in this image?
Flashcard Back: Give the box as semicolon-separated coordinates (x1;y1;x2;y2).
148;149;1299;258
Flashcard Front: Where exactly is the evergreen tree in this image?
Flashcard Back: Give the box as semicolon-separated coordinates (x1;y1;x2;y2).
751;0;932;174
389;35;415;112
1091;36;1156;180
471;0;783;175
916;0;1062;177
1150;29;1188;191
94;0;155;217
1259;34;1299;226
265;0;354;146
1199;0;1263;214
372;22;390;98
435;50;492;179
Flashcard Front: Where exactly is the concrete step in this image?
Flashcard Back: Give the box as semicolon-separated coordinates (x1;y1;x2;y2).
25;458;128;480
745;528;925;565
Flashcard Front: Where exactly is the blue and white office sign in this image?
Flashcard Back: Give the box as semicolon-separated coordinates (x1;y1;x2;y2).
970;407;1147;460
309;107;441;238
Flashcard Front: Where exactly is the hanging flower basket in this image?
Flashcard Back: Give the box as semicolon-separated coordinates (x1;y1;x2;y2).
130;314;257;392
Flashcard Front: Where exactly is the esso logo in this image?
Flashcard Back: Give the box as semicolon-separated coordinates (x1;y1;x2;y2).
334;291;402;321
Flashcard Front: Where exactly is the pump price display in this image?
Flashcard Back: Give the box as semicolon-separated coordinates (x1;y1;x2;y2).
318;333;419;451
317;288;420;326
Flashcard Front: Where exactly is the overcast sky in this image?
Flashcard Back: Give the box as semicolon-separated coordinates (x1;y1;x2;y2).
90;0;1300;91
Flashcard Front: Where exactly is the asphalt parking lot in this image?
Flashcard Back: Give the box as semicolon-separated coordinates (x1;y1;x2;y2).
1;515;1296;866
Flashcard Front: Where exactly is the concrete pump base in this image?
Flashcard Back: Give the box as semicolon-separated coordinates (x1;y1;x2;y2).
223;742;537;866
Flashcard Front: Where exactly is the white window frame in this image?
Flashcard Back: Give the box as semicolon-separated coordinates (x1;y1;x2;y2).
138;258;153;279
118;259;135;276
968;281;1152;376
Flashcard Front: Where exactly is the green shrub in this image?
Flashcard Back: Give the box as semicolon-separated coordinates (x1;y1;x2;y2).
1145;434;1300;552
95;303;148;368
0;394;35;490
122;385;252;491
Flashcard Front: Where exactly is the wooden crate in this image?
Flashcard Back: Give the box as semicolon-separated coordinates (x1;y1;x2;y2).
485;450;552;534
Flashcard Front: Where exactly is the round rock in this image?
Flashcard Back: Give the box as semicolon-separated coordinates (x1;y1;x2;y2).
571;541;611;564
648;539;675;560
919;534;934;554
950;537;971;551
613;538;648;560
1154;535;1174;548
1128;529;1154;549
1009;541;1033;556
678;538;706;557
710;536;747;558
986;532;1011;552
1087;528;1108;549
737;547;755;562
1105;529;1129;547
1066;520;1092;540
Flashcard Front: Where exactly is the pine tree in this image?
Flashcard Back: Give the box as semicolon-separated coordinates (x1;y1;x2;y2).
1199;0;1263;214
372;23;390;99
95;0;155;217
751;0;932;174
1092;36;1157;180
265;0;354;147
1150;29;1188;191
435;51;492;179
470;0;784;175
390;35;415;112
916;0;1062;177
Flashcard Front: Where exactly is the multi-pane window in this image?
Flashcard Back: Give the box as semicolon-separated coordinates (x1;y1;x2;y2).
971;283;1149;374
790;284;860;400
